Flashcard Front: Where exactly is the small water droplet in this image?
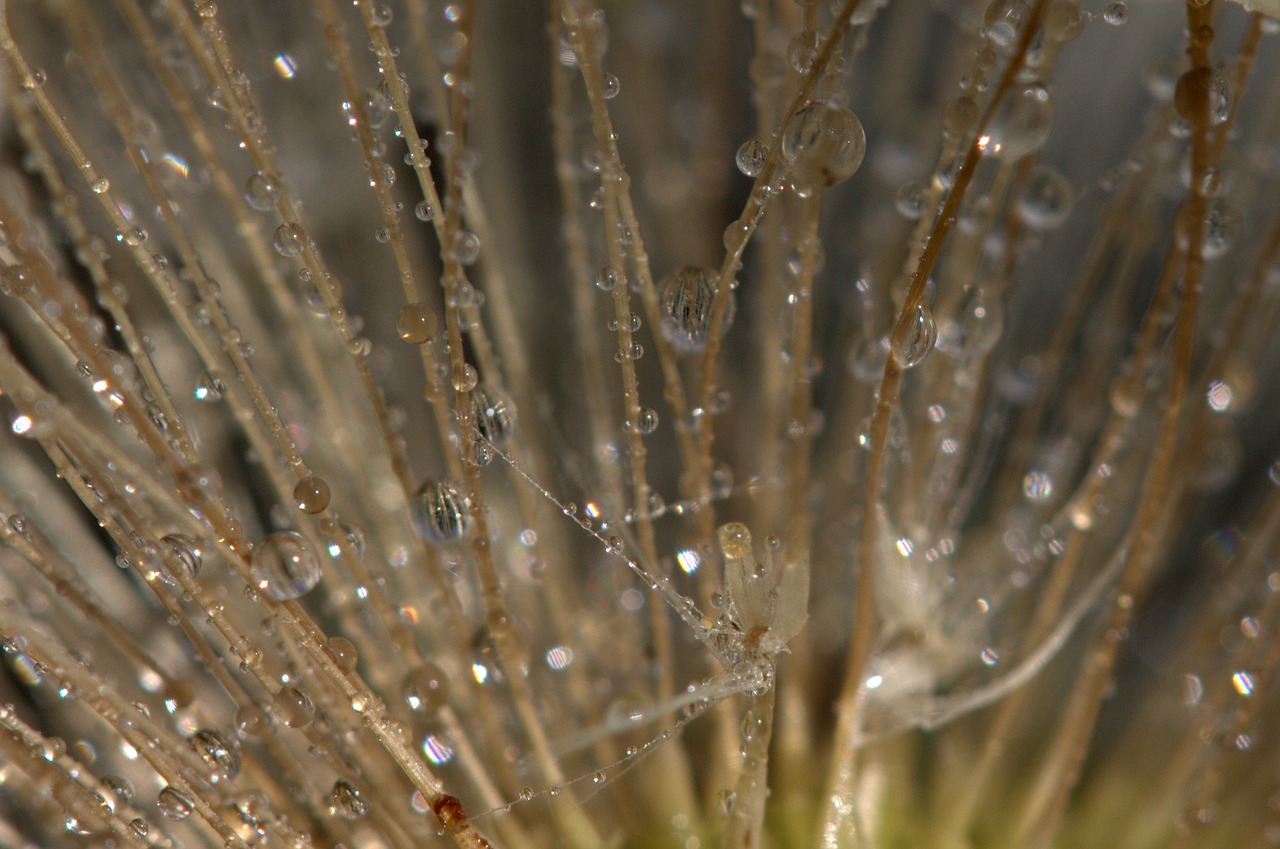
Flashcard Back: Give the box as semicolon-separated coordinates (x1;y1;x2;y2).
890;303;937;368
659;266;735;353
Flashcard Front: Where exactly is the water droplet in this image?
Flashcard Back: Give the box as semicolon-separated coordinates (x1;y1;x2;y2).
191;729;241;780
451;229;481;265
235;703;268;738
1022;470;1054;502
412;479;471;544
518;786;534;803
396;301;439;344
325;636;359;672
244;172;278;211
414;200;435;221
593;771;606;785
602;72;620;99
1017;166;1074;229
890;303;937;368
595;267;619;291
250;531;322;600
401;662;449;714
984;0;1029;50
787;29;819;73
160;534;203;580
451;363;479;392
659;266;736;353
735;140;768;177
292;475;331;514
471;385;515;445
895;180;928;219
983;82;1053;160
630;406;659;435
157;786;194;820
194;371;226;402
1102;2;1128;24
91;178;110;194
1174;67;1229;126
272;223;306;257
781;102;866;189
328;780;368;819
271;686;315;727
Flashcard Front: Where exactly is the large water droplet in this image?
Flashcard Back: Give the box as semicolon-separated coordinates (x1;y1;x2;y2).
471;385;515;445
411;479;471;544
250;531;322;600
401;662;449;714
781;102;866;190
890;304;937;368
190;729;241;780
659;266;736;353
983;83;1053;160
156;786;194;820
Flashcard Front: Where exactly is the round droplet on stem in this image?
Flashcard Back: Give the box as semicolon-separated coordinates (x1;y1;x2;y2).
293;475;330;514
160;534;203;580
735;139;768;177
271;686;315;728
325;636;359;673
396;302;439;344
1173;67;1229;126
272;222;306;257
250;530;322;600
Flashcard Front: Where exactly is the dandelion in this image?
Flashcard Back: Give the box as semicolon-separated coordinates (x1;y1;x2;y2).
0;2;1278;849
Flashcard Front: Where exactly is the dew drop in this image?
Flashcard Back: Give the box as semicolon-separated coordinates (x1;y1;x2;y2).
91;178;110;194
602;72;620;99
272;223;306;257
894;180;928;219
160;533;203;580
156;786;194;820
631;406;659;435
194;371;226;402
412;479;471;544
659;266;736;353
325;636;359;673
293;475;331;514
983;83;1053;160
414;200;435;221
250;531;322;600
1016;166;1074;229
271;686;315;727
735;140;768;177
328;780;369;819
781;102;866;189
1102;2;1128;24
397;301;439;344
451;229;481;265
190;729;241;780
890;304;937;368
244;172;278;211
451;363;479;393
402;662;449;714
1174;67;1229;126
471;385;515;445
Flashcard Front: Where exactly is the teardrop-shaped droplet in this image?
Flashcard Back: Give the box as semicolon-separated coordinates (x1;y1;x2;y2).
983;83;1053;160
891;304;937;368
